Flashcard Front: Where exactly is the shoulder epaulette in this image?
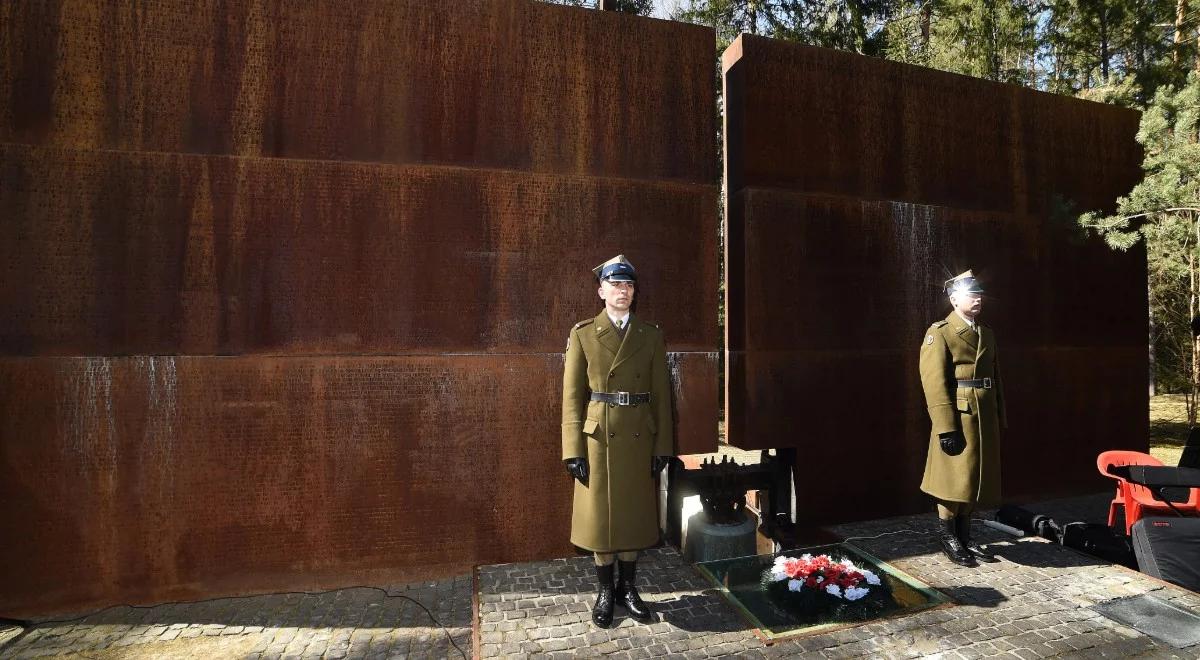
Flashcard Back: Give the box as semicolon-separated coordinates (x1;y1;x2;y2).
932;320;949;328
573;319;594;329
642;320;660;330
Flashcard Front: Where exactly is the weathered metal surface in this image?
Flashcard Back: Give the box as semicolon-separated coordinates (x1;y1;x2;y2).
0;144;718;356
0;355;568;617
0;0;719;617
723;35;1146;524
723;35;1141;215
0;352;716;618
0;0;715;184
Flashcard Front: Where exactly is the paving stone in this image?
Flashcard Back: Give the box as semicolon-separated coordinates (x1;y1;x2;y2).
8;494;1198;660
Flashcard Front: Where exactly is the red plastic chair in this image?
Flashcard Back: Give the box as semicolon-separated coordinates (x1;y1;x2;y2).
1097;450;1198;535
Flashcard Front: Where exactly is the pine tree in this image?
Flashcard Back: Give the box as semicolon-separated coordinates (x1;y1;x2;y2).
539;0;655;15
924;0;1042;85
1080;73;1200;424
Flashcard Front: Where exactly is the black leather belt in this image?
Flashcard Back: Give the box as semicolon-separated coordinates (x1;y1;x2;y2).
957;378;993;389
590;391;651;405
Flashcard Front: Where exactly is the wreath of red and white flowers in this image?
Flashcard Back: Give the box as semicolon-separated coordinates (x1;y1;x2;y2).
767;553;882;601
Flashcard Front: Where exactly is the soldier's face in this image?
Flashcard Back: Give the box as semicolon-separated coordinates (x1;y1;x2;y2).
599;280;635;313
951;292;982;320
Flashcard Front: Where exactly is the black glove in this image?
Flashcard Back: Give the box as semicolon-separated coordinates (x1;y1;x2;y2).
652;456;670;475
939;431;966;456
564;457;589;485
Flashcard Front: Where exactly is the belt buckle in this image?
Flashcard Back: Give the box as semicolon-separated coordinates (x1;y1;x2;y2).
982;377;992;388
616;391;630;406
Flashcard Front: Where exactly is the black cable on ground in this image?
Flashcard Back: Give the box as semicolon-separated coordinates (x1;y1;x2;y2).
0;585;467;660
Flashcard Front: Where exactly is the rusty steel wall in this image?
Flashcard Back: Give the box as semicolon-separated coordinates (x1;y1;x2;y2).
0;0;718;617
723;35;1146;524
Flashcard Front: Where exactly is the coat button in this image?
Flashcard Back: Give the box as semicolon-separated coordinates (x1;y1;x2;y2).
635;433;640;438
609;372;615;377
609;403;615;408
609;432;615;438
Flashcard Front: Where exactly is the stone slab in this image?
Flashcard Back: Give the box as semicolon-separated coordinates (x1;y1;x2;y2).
1093;594;1200;649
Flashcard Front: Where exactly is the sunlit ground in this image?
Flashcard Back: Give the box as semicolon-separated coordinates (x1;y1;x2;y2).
1150;393;1191;465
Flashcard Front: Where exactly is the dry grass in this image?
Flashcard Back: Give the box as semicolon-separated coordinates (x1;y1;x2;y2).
1150;394;1193;465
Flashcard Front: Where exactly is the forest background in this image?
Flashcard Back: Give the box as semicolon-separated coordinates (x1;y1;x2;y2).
546;0;1200;451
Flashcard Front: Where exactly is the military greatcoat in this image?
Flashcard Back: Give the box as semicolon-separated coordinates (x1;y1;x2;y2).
919;311;1007;506
562;310;674;552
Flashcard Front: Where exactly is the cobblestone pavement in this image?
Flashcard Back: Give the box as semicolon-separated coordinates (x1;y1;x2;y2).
0;578;472;659
4;493;1199;659
478;496;1200;659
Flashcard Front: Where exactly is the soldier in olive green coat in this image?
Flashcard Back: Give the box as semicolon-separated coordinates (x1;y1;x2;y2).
562;255;674;628
919;270;1006;567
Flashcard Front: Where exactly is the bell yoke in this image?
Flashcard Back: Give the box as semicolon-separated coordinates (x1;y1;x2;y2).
562;254;674;628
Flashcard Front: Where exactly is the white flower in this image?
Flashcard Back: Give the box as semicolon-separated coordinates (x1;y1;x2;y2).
787;579;803;592
863;570;881;586
824;584;842;598
770;565;789;581
844;587;870;601
773;555;788;566
800;553;813;561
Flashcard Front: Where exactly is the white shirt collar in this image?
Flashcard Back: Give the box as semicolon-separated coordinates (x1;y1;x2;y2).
608;311;630;328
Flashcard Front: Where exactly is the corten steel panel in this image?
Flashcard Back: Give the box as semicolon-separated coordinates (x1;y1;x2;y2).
0;0;720;617
731;346;1145;524
722;35;1141;215
0;0;716;185
728;191;1145;354
0;352;715;618
0;144;719;356
726;192;1146;518
723;34;1145;522
726;189;1146;430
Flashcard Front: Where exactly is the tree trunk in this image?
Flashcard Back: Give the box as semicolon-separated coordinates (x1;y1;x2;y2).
747;1;757;35
1150;277;1157;397
920;2;931;48
1196;29;1200;74
1099;7;1110;83
1191;216;1199;426
1176;0;1189;66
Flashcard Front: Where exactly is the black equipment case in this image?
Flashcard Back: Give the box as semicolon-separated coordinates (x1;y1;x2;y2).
1131;517;1200;592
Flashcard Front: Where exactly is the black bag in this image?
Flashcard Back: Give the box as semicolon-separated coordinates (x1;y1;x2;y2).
1131;517;1200;592
995;505;1060;541
1179;427;1200;470
1059;522;1137;568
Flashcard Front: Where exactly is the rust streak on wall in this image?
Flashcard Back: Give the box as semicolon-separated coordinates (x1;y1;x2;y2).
723;35;1146;524
0;0;715;184
0;144;718;356
0;0;718;618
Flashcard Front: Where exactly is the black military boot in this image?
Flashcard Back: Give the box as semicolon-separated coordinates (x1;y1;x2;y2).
957;515;997;562
592;563;615;628
616;560;653;623
939;517;977;567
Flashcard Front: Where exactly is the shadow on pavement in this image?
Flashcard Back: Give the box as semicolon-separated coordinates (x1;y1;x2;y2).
932;584;1008;608
655;593;752;633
